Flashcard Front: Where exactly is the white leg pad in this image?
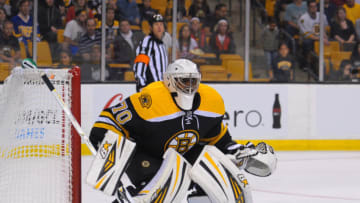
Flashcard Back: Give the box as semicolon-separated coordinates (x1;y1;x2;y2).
190;145;253;203
133;148;192;203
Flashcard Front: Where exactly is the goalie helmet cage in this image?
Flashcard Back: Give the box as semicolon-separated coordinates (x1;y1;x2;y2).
0;67;81;203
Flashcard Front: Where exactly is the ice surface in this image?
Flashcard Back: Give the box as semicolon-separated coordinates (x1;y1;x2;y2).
82;151;360;203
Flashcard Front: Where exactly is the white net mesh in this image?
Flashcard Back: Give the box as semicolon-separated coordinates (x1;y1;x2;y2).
0;67;74;203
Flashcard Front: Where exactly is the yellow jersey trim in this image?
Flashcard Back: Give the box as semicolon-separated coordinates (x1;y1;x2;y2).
207;123;228;145
99;111;130;138
93;123;124;136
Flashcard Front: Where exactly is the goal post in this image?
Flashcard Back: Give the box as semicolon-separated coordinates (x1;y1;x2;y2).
0;67;81;203
70;67;82;203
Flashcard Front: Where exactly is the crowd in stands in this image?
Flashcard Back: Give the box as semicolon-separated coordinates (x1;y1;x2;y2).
264;0;360;82
0;0;240;82
3;0;359;82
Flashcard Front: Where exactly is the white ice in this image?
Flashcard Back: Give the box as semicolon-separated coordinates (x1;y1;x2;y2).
82;151;360;203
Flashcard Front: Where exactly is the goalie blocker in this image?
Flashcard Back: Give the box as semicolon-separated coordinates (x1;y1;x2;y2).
87;130;136;196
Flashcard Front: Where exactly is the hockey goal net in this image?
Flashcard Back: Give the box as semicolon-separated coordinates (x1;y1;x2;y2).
0;67;81;203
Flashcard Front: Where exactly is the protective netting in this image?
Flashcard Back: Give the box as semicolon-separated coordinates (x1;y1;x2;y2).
0;67;73;203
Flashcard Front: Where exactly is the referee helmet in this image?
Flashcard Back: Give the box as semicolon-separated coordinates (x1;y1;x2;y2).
149;14;164;26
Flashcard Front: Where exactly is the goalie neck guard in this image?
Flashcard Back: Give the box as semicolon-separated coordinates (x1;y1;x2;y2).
163;59;201;111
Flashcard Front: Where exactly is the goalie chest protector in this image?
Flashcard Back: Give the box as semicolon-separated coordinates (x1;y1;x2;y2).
93;81;229;159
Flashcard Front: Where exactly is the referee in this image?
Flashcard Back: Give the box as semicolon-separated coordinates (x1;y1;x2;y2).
133;14;168;92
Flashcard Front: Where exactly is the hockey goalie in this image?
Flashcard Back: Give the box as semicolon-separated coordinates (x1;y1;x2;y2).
86;59;277;203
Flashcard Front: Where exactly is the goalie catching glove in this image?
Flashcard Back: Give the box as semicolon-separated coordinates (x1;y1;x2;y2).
245;142;277;177
226;142;258;170
226;141;277;177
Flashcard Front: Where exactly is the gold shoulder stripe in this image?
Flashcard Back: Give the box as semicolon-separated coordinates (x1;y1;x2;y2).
198;84;225;115
200;123;228;145
100;111;130;138
93;122;125;137
100;111;117;122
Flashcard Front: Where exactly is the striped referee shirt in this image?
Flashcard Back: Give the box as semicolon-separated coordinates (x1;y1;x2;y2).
133;34;168;91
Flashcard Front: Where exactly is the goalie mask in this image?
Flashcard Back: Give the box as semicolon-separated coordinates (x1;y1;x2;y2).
163;59;201;110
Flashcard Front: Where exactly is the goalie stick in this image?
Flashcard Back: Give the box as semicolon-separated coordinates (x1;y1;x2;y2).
21;58;97;155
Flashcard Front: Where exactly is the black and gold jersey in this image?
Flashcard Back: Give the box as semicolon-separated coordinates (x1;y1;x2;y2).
89;81;233;188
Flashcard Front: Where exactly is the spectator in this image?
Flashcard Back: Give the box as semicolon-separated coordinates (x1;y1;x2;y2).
138;0;158;23
133;14;168;92
204;3;228;34
38;0;63;62
298;0;329;67
176;24;198;59
78;18;101;62
209;19;236;55
106;0;121;21
162;30;172;53
56;49;74;69
66;0;94;23
328;43;360;81
329;61;356;81
113;19;144;64
284;0;307;36
63;9;87;56
81;44;103;81
11;0;40;56
330;7;356;48
188;0;210;22
274;0;292;28
0;20;21;67
262;18;280;76
0;7;7;32
355;18;360;40
349;42;360;70
332;0;346;6
11;0;33;19
60;0;71;7
117;0;140;25
0;0;11;17
59;2;67;27
343;0;360;25
270;42;295;82
323;0;338;23
96;7;119;43
165;0;188;23
190;17;208;52
81;44;118;81
87;0;101;11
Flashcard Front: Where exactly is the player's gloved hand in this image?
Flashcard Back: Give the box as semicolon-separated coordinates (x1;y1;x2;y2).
226;142;258;170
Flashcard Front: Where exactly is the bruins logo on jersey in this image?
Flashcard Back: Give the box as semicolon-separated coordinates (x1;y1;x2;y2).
165;130;199;154
139;93;152;109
